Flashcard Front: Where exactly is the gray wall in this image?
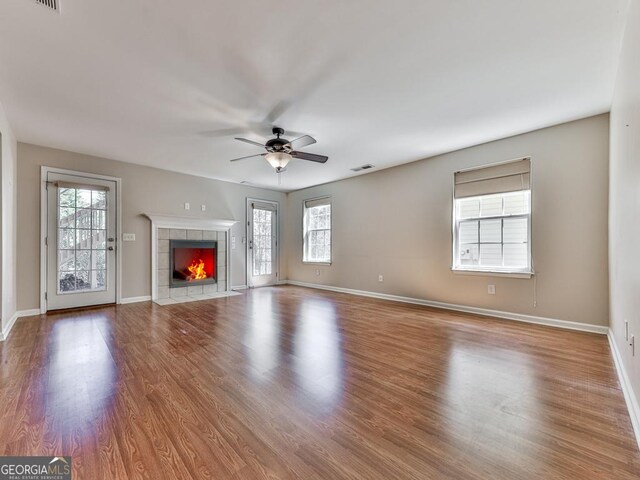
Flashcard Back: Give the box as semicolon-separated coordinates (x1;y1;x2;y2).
17;143;287;310
609;0;640;412
286;114;610;327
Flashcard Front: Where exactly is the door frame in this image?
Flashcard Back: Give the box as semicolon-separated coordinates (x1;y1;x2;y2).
245;197;280;288
40;166;123;313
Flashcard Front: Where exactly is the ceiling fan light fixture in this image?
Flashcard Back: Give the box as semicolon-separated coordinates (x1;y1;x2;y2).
265;152;292;172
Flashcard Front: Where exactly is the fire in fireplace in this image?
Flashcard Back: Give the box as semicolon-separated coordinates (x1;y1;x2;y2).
170;240;217;287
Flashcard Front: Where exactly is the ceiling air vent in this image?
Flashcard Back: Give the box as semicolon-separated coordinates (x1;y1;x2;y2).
34;0;58;11
351;164;374;172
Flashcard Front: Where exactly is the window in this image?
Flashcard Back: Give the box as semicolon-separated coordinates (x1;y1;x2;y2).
303;197;331;263
453;158;532;275
57;185;108;293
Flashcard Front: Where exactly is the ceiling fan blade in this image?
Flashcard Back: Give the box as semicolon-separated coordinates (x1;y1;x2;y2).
263;100;292;125
289;135;317;150
291;151;328;163
198;127;248;138
234;137;265;148
229;154;266;162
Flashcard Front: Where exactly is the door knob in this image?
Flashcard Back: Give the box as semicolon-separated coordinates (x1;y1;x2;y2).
108;246;114;251
108;237;115;242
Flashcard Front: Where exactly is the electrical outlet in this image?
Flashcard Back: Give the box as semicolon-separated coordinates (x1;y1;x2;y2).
488;284;496;295
378;275;384;282
231;236;236;250
184;202;190;210
122;233;136;241
315;269;320;276
201;204;206;211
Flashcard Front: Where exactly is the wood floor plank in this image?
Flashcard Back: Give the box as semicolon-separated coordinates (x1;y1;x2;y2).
0;285;638;479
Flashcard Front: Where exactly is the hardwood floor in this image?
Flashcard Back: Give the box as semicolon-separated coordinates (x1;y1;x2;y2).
1;286;638;479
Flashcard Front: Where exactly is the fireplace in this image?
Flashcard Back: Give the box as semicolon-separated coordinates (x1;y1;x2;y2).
170;240;217;287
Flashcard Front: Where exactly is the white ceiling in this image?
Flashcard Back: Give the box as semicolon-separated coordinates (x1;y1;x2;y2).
0;0;630;191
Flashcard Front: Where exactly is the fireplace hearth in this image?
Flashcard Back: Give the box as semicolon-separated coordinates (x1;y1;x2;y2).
170;239;217;287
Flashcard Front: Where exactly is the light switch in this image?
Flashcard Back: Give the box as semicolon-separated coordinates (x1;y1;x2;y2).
184;202;190;210
201;204;206;211
122;233;136;241
626;320;629;340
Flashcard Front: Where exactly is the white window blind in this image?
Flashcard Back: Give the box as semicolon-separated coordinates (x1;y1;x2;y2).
454;157;530;198
50;180;110;192
453;158;532;274
303;197;331;263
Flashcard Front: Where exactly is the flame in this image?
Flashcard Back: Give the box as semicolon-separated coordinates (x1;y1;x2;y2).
187;258;207;280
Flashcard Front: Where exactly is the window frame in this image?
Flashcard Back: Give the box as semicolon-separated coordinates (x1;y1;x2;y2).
302;196;332;265
451;190;533;278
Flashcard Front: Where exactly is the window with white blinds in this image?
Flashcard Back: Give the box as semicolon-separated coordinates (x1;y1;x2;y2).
303;197;331;263
453;158;532;274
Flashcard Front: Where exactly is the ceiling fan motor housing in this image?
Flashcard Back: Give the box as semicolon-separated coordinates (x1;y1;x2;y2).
265;136;292;153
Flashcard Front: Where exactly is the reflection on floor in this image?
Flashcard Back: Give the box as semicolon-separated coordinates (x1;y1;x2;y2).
0;286;638;479
153;290;241;305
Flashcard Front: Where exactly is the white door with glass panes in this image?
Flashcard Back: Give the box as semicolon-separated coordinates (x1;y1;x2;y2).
46;172;117;310
248;200;278;287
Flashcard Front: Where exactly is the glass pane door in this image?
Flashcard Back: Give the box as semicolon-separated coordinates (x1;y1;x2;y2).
46;171;117;311
248;200;278;287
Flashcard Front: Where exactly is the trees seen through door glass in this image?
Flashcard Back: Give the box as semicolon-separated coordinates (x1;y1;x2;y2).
57;188;107;293
252;208;273;276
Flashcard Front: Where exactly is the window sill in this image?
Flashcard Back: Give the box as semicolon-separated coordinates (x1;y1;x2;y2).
303;261;332;266
451;268;534;279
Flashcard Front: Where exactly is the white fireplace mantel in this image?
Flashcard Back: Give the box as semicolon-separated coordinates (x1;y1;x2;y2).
144;213;236;231
144;213;238;303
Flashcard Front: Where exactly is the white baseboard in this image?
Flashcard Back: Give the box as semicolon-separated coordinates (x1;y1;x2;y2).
235;282;288;289
0;312;18;341
608;329;640;450
284;280;608;335
120;295;152;304
0;309;42;341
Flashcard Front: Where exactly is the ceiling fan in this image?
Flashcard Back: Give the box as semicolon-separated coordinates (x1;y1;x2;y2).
229;127;328;173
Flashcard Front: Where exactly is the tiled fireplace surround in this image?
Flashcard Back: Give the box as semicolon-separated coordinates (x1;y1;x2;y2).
157;228;226;301
144;214;236;305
